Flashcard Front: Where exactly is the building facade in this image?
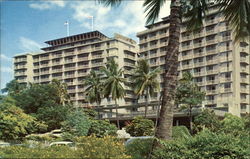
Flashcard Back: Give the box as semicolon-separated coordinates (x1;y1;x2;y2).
137;5;250;117
14;31;138;118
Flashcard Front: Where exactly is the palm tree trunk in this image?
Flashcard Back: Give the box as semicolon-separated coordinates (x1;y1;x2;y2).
145;91;149;118
189;105;193;135
155;0;181;140
97;102;100;120
115;99;120;129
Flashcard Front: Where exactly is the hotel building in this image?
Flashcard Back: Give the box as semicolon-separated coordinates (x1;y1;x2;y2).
137;5;250;117
14;31;138;117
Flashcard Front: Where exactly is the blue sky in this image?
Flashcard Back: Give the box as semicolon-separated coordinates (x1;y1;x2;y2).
0;0;170;90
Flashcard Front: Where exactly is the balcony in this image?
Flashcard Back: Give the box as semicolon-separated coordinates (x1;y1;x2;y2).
220;78;231;83
240;99;248;103
52;69;63;73
206;19;217;25
219;46;231;52
52;76;63;80
40;63;50;67
67;81;77;86
64;74;75;78
193;42;204;48
240;88;248;94
182;64;193;69
196;81;205;86
15;72;26;76
40;71;50;75
194;62;205;67
149;36;158;41
125;54;135;59
194;52;204;58
17;78;27;83
181;45;192;51
182;36;192;41
150;53;158;58
78;72;88;76
206;80;217;85
64;59;76;64
206;29;217;35
224;88;232;93
206;49;217;55
67;89;76;93
52;61;62;65
241;68;249;74
64;67;76;71
92;62;103;67
206;59;218;65
206;90;217;95
40;78;50;82
150;62;159;67
78;65;89;69
124;62;135;67
78;57;88;61
52;54;62;58
193;32;205;38
40;56;50;61
64;51;75;56
240;58;248;63
92;47;102;51
15;65;26;69
92;54;103;59
206;70;218;75
15;58;27;63
240;78;249;83
206;39;217;45
206;100;216;105
193;71;205;77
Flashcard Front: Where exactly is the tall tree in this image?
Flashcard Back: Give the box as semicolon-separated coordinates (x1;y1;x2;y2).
1;79;26;95
98;0;250;140
131;59;160;117
84;70;103;119
51;79;70;105
175;72;205;134
101;59;126;129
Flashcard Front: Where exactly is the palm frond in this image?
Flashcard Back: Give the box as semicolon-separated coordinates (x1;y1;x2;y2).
97;0;122;7
216;0;250;41
143;0;166;25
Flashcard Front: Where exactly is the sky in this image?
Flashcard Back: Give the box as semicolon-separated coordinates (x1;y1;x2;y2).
0;0;171;90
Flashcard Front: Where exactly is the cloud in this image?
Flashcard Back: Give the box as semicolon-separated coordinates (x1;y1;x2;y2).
0;66;13;73
19;37;42;51
29;1;66;10
70;1;171;37
0;54;12;61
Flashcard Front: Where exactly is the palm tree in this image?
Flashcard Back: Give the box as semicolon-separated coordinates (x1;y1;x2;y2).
101;58;126;129
131;59;160;117
83;70;103;119
51;79;70;105
98;0;250;140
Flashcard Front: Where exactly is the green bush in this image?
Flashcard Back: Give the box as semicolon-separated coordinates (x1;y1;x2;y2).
88;120;117;137
125;116;154;136
172;126;191;140
125;138;155;159
75;136;131;159
0;136;131;159
152;129;250;159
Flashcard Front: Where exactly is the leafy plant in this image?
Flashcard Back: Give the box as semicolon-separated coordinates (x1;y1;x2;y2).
88;120;117;137
125;116;154;136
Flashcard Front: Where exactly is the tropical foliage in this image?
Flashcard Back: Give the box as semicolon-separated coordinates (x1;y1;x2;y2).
101;58;126;129
125;116;154;136
175;72;205;133
84;70;103;119
131;59;160;117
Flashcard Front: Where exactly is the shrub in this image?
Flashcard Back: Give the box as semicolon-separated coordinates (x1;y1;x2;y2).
172;126;191;140
152;129;250;159
88;120;117;137
125;138;155;159
125;116;154;136
75;136;131;159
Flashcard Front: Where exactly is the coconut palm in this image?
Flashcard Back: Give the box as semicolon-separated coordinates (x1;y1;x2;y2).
98;0;250;140
101;59;126;129
131;59;161;117
51;79;70;105
83;70;103;119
